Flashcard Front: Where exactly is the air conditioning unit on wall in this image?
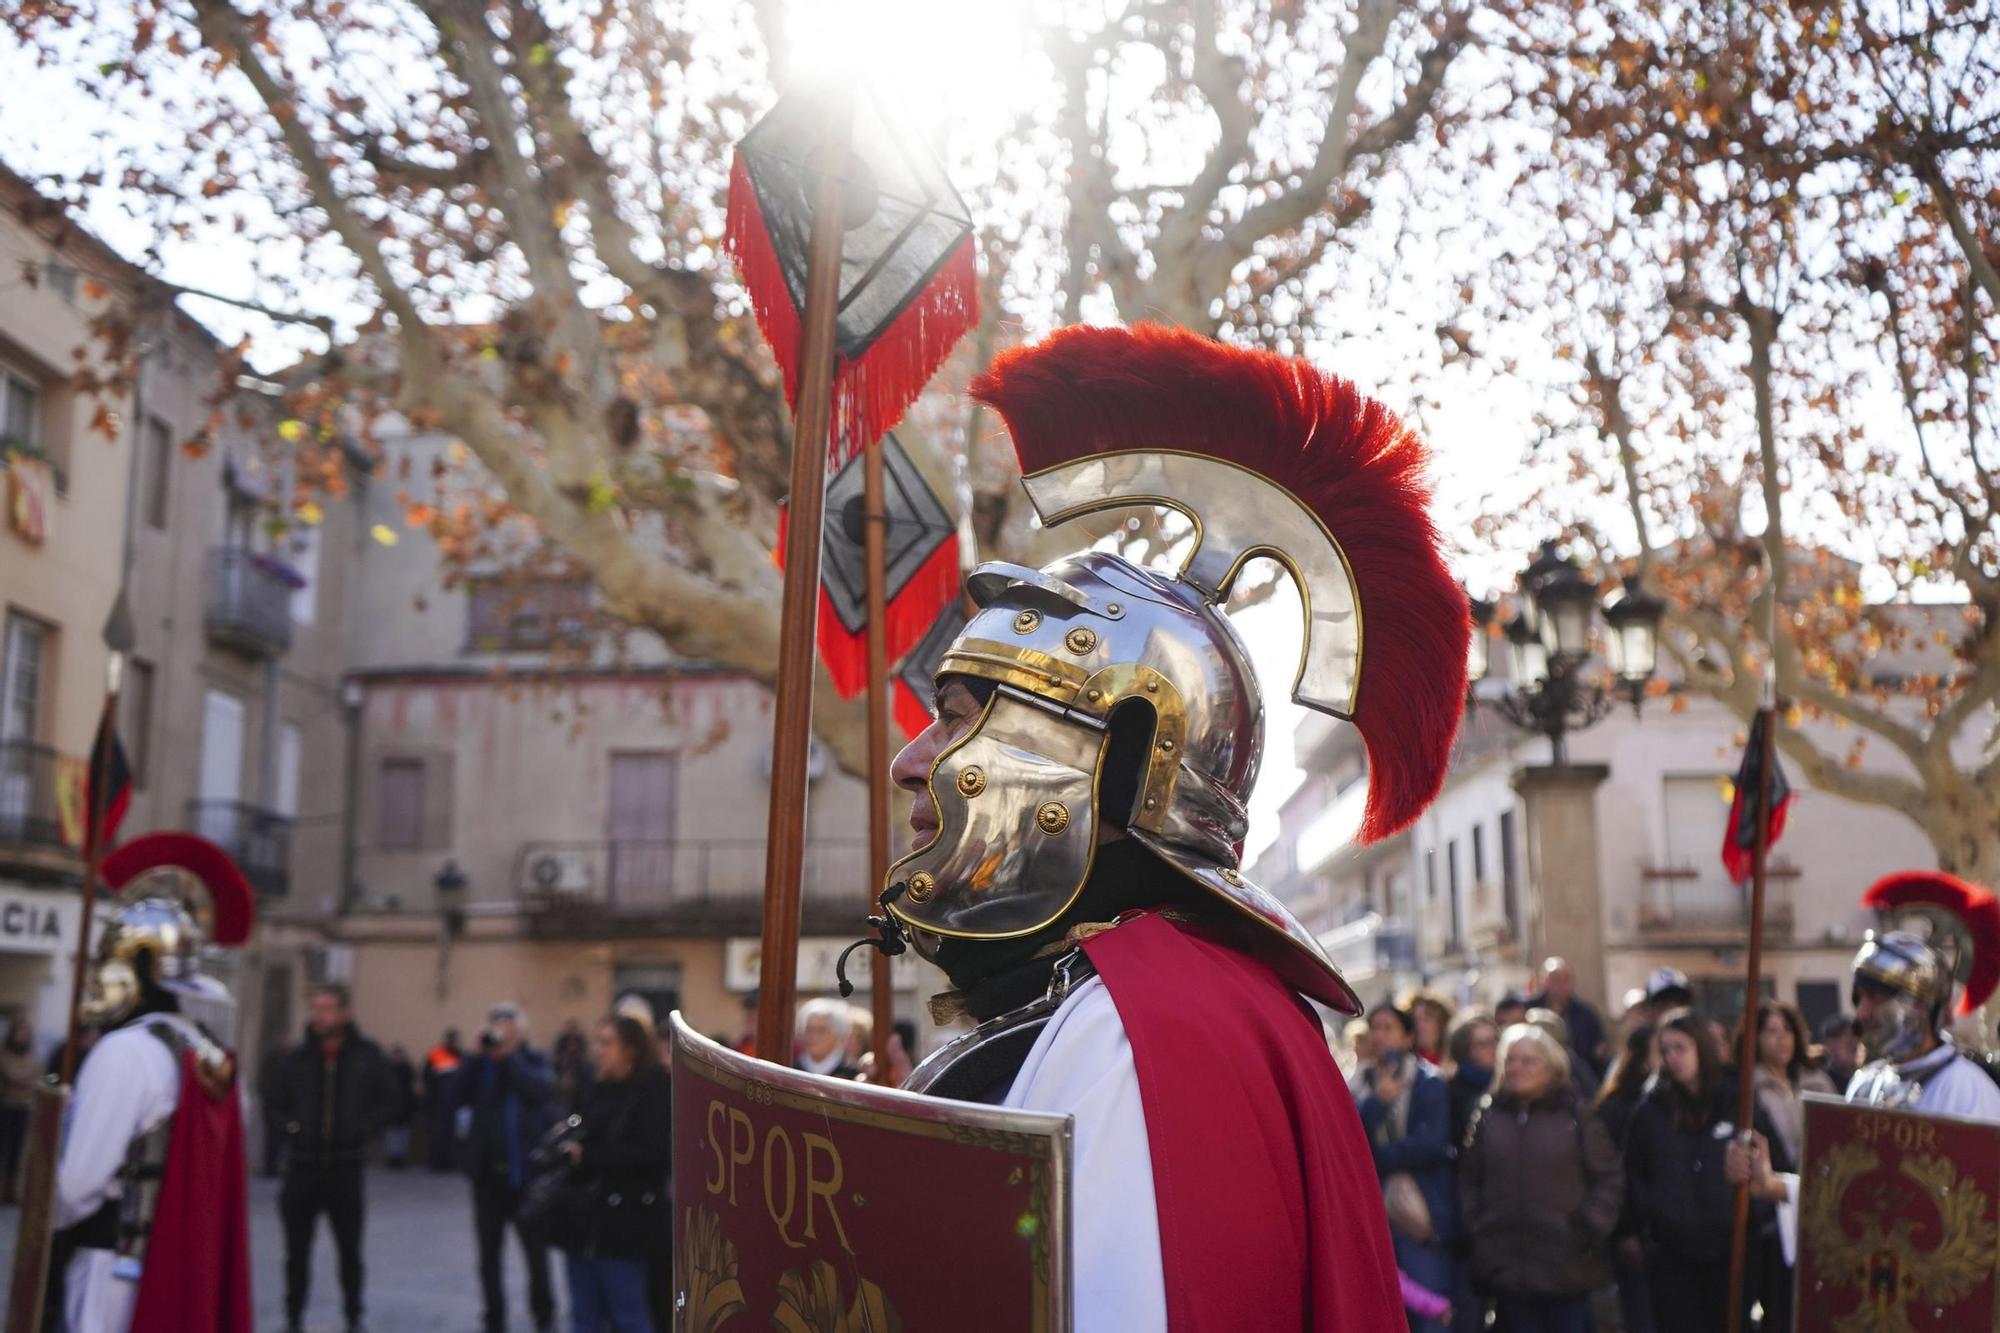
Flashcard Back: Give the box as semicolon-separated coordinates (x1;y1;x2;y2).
522;849;594;896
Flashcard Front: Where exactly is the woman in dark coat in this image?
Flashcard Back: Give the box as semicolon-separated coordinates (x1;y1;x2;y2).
1459;1023;1623;1333
1623;1009;1786;1333
557;1015;670;1333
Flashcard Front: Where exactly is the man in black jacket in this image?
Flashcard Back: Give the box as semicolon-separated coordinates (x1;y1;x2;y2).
268;983;392;1333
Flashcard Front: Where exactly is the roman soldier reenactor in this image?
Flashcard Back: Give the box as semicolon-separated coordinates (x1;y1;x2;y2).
54;832;255;1333
873;323;1469;1328
1843;869;2000;1119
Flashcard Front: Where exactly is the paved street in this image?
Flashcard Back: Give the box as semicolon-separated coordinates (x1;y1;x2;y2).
1;1166;569;1332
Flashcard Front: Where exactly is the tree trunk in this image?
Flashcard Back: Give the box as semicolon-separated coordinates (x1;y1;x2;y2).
1925;809;2000;887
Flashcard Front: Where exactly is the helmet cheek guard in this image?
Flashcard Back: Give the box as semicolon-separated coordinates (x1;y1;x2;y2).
888;689;1102;941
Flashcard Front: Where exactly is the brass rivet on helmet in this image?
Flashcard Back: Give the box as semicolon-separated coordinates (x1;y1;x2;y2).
1035;802;1070;835
956;767;987;798
1012;609;1042;634
1144;679;1159;693
1143;797;1158;811
906;871;937;903
1064;627;1097;655
1219;868;1244;887
1159;736;1176;753
1107;603;1121;615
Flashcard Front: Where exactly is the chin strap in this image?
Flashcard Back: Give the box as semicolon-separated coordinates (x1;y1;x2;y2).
835;881;912;999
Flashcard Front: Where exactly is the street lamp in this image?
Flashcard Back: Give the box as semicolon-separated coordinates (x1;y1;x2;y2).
433;859;468;999
1470;540;1664;764
1603;576;1667;708
434;860;468;936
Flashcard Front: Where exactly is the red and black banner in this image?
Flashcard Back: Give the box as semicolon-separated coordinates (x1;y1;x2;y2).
86;707;133;851
1722;711;1792;884
724;85;978;469
774;435;960;701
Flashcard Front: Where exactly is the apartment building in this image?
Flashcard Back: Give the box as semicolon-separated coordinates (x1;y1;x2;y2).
329;417;899;1057
1256;660;1940;1037
0;169;141;1050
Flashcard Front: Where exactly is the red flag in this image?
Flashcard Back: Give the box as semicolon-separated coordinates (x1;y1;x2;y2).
1722;712;1792;884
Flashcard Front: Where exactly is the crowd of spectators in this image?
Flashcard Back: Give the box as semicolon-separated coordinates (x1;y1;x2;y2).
1344;958;1855;1333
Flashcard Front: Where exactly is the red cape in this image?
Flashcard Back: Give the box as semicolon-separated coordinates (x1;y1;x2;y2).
130;1048;253;1333
1083;913;1404;1332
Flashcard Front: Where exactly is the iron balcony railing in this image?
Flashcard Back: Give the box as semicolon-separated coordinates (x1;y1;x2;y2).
205;547;294;657
514;838;873;929
187;800;293;896
0;739;67;851
1636;863;1796;937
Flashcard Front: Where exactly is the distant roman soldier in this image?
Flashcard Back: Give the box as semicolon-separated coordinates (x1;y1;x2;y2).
877;324;1468;1328
1843;870;2000;1119
54;833;254;1333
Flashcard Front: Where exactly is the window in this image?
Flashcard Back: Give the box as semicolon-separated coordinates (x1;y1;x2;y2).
1664;774;1736;902
124;658;155;786
289;526;320;626
1425;848;1437;902
465;577;592;652
607;752;676;898
1447;840;1463;949
45;263;77;304
376;758;426;849
1;612;49;744
1499;809;1520;936
1471;824;1487;882
276;722;301;818
144;416;172;530
0;368;40;449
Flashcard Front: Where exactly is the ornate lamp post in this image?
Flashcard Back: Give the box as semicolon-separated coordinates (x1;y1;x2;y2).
1469;539;1667;1014
1472;541;1664;764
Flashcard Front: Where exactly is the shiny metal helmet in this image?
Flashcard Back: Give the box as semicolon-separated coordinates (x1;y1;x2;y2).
1855;870;2000;1018
81;833;255;1027
883;325;1470;1014
1851;929;1951;1009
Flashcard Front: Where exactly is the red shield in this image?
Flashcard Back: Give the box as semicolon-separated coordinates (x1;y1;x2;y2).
669;1015;1072;1332
1795;1094;2000;1331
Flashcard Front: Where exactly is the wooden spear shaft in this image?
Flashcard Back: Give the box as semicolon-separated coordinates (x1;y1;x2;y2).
61;684;122;1087
1725;702;1778;1333
862;437;894;1072
753;95;853;1064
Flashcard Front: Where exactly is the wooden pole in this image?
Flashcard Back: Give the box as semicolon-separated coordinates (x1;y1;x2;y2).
862;438;894;1072
1724;701;1778;1333
62;684;121;1085
753;92;854;1064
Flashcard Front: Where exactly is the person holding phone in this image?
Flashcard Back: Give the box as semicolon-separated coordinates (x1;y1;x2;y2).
1356;1003;1457;1333
452;1002;560;1333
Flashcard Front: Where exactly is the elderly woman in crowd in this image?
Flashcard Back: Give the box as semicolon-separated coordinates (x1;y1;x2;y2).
1458;1023;1623;1333
792;998;859;1080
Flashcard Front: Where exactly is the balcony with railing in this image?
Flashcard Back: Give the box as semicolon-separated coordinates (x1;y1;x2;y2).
205;547;294;657
0;740;77;878
1634;863;1796;941
514;838;872;934
187;800;293;896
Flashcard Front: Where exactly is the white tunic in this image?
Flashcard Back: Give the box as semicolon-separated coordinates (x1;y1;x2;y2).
1001;977;1167;1333
55;1015;194;1333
